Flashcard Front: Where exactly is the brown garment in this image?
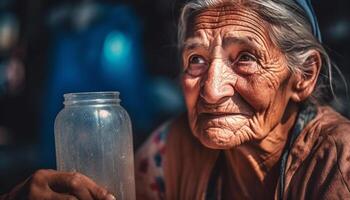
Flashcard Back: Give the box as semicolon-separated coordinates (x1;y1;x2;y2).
281;106;350;199
137;106;350;199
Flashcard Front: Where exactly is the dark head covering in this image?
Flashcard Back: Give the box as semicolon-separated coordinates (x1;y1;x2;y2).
295;0;322;42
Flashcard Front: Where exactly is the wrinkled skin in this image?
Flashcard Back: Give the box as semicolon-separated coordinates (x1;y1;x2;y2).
181;6;300;149
179;6;324;198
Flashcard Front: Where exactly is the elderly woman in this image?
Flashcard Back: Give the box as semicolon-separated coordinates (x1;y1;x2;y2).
1;0;350;199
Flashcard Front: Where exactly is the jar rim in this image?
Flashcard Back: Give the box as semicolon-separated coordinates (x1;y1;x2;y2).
63;91;120;106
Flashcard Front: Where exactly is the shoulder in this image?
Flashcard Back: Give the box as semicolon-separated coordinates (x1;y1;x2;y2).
313;106;350;171
288;106;350;199
315;106;350;138
316;106;350;193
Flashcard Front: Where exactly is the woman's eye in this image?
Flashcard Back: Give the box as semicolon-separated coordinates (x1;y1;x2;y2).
233;52;259;75
237;53;257;62
185;55;208;77
189;55;207;64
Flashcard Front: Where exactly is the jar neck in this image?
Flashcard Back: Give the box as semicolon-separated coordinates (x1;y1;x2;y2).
63;92;121;106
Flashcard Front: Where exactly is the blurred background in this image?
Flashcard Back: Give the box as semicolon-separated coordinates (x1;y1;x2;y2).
0;0;349;193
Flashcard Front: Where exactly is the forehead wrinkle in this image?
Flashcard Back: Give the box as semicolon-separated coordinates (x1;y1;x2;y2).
196;4;247;15
185;6;279;60
193;25;271;57
192;12;272;52
223;8;268;26
194;5;267;30
195;9;266;33
193;12;266;32
194;20;269;50
193;18;267;41
225;10;268;33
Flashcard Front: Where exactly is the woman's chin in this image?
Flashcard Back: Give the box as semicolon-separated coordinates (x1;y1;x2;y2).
197;127;248;149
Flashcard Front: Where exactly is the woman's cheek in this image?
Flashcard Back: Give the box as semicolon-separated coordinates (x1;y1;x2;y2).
182;76;201;112
235;76;273;111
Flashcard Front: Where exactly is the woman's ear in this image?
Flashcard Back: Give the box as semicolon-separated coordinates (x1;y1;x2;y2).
291;50;322;102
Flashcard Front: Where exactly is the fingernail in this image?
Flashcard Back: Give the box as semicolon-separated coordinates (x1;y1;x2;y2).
106;194;116;200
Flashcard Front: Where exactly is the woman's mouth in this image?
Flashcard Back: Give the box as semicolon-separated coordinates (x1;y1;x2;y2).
199;112;250;120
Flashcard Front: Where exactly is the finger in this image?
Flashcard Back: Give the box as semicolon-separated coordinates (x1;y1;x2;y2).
48;172;95;200
49;191;79;200
89;185;115;200
57;172;112;200
102;193;117;200
69;186;93;200
79;178;116;200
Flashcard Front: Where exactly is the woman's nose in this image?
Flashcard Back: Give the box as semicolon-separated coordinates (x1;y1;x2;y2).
200;61;236;104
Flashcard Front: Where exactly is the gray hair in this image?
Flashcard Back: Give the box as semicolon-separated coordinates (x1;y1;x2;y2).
178;0;343;104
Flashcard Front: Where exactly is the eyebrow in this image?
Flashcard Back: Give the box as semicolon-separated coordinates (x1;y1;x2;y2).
182;38;209;51
222;36;259;50
223;36;266;59
183;36;261;50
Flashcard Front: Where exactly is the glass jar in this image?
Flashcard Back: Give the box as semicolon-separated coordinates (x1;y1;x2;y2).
54;92;135;199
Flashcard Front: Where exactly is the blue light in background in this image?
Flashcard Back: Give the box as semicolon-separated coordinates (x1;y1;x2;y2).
102;31;132;73
329;20;350;40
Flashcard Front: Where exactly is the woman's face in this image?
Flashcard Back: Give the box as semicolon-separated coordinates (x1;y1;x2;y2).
181;6;297;149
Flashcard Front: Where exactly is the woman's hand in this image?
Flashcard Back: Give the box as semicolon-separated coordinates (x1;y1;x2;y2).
2;169;116;200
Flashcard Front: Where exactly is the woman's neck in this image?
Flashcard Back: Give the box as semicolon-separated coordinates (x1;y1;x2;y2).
222;103;299;198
